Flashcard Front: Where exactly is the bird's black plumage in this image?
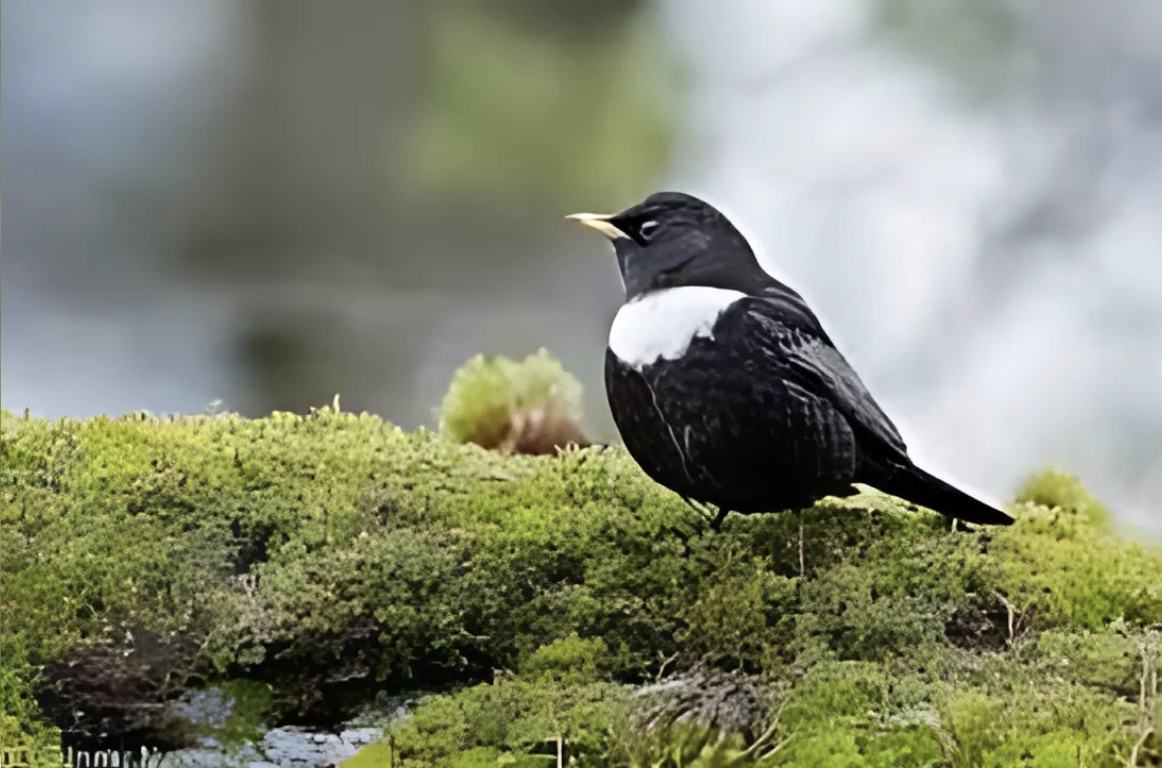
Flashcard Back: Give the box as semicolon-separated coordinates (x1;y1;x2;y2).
567;191;1014;528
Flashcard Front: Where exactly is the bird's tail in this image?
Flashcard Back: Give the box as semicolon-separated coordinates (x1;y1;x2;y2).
878;465;1014;526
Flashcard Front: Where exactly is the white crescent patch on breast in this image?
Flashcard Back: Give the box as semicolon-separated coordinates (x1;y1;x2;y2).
609;286;747;370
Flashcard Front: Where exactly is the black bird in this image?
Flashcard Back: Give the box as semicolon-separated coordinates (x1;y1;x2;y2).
567;191;1014;530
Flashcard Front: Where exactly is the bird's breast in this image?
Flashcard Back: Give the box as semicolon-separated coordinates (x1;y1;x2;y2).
609;286;747;371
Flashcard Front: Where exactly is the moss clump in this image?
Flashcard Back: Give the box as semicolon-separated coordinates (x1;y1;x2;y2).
0;716;62;768
2;402;1160;765
0;637;62;767
387;675;628;767
438;348;589;454
939;682;1141;768
993;471;1162;631
519;634;614;685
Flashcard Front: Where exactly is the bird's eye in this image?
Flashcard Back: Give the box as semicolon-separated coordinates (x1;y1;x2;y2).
637;220;659;241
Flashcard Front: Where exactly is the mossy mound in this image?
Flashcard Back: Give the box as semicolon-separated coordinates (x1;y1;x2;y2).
1;405;1159;766
438;348;589;454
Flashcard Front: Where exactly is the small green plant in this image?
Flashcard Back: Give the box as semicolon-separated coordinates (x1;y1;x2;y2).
438;349;589;454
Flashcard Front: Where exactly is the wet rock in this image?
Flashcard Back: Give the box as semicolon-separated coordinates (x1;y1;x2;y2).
340;728;380;745
631;665;770;742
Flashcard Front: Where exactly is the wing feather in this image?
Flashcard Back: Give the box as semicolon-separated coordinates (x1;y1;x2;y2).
742;294;910;461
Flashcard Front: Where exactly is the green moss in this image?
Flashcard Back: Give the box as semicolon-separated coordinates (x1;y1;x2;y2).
772;726;943;768
617;723;771;767
2;405;1160;764
940;684;1141;768
438;349;588;454
1025;628;1149;695
0;636;62;767
340;740;395;768
992;504;1162;631
388;676;628;767
676;541;798;670
786;500;1001;667
0;715;63;768
1013;468;1113;532
520;635;613;684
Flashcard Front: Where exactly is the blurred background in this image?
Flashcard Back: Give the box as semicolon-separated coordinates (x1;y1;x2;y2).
3;0;1160;530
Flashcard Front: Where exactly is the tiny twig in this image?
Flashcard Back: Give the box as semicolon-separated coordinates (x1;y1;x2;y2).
655;651;680;682
1127;726;1154;767
995;591;1017;646
738;698;792;760
1126;630;1159;767
1137;630;1159;718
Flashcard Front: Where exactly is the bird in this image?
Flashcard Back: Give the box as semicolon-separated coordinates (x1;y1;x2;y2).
566;191;1014;531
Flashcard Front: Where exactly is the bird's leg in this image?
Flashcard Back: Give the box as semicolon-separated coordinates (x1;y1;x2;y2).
679;496;730;532
680;495;714;520
797;509;806;577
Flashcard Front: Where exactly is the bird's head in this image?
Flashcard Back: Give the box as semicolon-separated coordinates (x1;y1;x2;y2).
566;191;765;298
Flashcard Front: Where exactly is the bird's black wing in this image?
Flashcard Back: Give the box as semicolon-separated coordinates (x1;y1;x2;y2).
738;285;1013;526
740;286;910;464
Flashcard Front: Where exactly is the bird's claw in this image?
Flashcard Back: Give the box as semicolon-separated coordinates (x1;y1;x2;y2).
681;496;730;532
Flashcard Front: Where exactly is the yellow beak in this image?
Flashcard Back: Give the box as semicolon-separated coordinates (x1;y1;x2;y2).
565;212;629;240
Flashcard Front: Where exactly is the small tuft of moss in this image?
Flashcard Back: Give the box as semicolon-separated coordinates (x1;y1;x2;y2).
992;506;1162;630
1013;468;1111;532
520;634;613;685
387;676;629;766
438;349;589;455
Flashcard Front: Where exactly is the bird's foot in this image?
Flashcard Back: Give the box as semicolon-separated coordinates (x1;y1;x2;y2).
681;495;713;519
680;496;730;532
